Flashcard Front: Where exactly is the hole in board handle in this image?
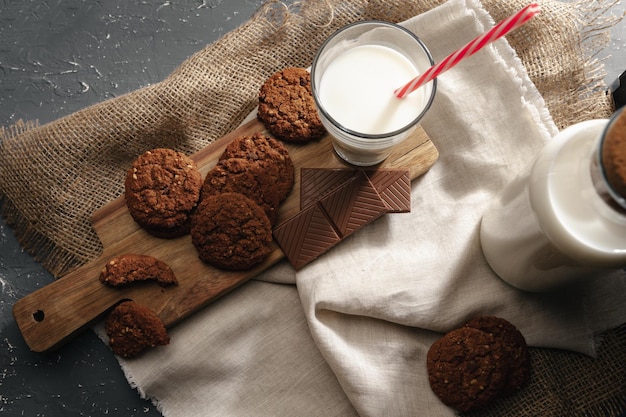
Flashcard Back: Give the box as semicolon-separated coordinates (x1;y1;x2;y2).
33;310;45;322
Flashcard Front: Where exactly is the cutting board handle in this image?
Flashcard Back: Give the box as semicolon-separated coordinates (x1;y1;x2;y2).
12;260;124;352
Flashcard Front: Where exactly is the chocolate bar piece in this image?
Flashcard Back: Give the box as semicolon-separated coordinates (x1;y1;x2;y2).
273;203;341;270
300;168;356;209
319;172;388;236
274;172;388;270
301;168;411;213
366;169;411;213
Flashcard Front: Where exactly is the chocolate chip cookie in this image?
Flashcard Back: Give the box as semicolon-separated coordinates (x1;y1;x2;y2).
601;109;626;199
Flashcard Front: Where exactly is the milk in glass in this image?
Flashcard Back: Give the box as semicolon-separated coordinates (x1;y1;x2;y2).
311;21;436;166
318;44;425;135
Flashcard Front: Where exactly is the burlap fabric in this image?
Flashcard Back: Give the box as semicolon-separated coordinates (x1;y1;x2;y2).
1;0;624;415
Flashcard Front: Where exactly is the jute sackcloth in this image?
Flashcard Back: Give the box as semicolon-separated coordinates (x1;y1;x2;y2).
1;0;625;416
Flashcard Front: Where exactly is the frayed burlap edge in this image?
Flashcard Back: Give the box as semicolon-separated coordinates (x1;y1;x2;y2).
483;0;622;129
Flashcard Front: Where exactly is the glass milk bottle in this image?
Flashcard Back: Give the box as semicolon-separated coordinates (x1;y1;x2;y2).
480;109;626;291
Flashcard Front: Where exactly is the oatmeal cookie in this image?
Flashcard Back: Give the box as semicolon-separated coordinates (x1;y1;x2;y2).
220;132;294;201
99;254;178;288
427;327;508;413
258;67;326;143
201;158;280;225
191;192;272;270
464;316;531;394
124;148;202;238
105;300;170;358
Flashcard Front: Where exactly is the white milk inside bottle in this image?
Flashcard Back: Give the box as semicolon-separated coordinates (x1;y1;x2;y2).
318;44;426;134
480;117;626;291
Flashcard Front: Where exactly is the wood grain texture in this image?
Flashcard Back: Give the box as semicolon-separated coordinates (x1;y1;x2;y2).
13;118;438;352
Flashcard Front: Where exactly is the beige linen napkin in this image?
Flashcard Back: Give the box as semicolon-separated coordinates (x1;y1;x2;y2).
95;1;626;416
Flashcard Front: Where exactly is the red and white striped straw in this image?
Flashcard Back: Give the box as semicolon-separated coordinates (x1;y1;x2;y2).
394;3;541;99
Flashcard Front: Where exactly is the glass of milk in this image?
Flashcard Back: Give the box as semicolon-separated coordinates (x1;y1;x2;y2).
311;21;437;166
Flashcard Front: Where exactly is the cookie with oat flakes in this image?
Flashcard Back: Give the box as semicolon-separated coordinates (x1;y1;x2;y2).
201;157;280;225
258;67;326;143
191;192;272;270
427;327;508;413
463;316;531;395
220;132;294;201
99;254;178;288
124;148;202;238
105;300;170;358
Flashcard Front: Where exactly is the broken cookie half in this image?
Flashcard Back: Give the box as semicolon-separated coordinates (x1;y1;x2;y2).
105;300;170;358
99;254;178;288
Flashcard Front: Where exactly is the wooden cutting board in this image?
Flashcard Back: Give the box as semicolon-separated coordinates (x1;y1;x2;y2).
13;118;438;352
